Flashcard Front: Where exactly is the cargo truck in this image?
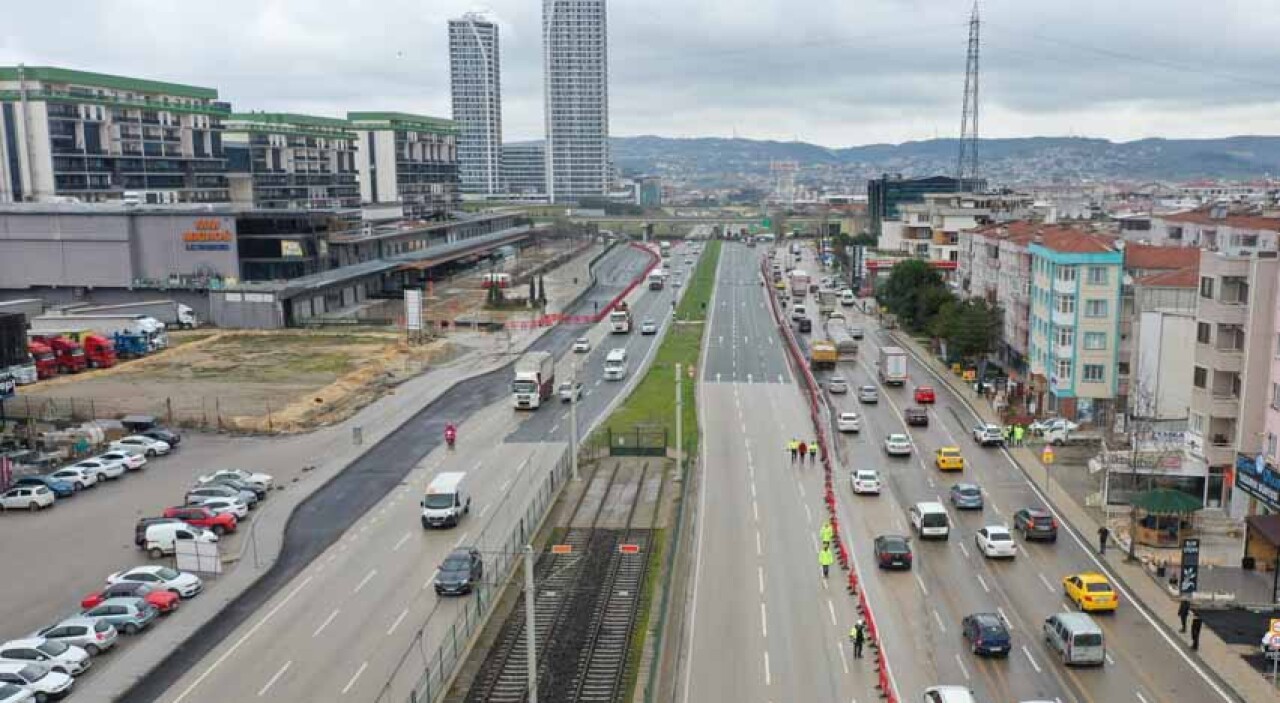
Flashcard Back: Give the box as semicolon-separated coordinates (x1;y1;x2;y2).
809;340;838;370
112;332;149;359
28;341;58;379
826;321;859;361
31;314;168;351
609;301;633;334
817;289;837;317
32;335;86;374
65;300;198;329
512;350;555;410
878;346;908;386
660;241;672;258
789;269;810;297
648;271;665;290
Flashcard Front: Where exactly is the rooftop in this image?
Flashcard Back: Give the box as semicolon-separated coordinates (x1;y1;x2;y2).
347;111;458;135
1160;208;1280;232
1135;266;1199;288
226;112;356;138
1034;227;1118;254
0;65;217;100
1124;243;1199;271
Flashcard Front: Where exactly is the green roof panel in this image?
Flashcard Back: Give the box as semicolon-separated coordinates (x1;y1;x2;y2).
346;111;458;135
0;66;218;100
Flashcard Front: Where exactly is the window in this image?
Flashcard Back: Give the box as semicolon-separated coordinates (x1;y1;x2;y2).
1057;266;1077;282
1200;277;1214;299
1117;361;1130;375
1055;295;1076;314
1270;433;1278;459
1190;413;1205;434
1085;300;1108;317
1198;323;1212;344
1083;364;1105;382
1087;266;1108;285
1056;328;1075;347
1193;366;1207;388
1083;332;1107;350
1273;383;1280;411
1055;359;1072;381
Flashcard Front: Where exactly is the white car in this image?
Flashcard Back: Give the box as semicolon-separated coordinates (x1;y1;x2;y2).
96;450;147;471
0;638;90;676
572;337;591;353
198;497;249;519
0;663;72;701
47;467;98;491
837;412;861;433
558;381;584;402
1031;418;1079;434
850;469;882;495
884;433;912;456
70;457;126;482
0;682;34;703
107;566;203;599
0;486;55;511
828;376;849;394
975;525;1018;559
110;435;171;457
198;469;274;491
972;423;1004;446
640;319;658;335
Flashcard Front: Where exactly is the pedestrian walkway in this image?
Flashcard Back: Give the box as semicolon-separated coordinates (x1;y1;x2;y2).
888;330;1278;703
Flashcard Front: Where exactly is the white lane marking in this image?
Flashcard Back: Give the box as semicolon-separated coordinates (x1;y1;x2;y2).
764;651;772;685
827;599;838;626
998;607;1012;630
257;660;291;697
392;531;411;552
340;661;368;695
932;608;947;632
499;478;511;492
761;602;768;637
1106;652;1116;666
753;500;759;521
838;640;850;674
1038;572;1055;593
1023;645;1042;673
751;481;757;498
169;575;314;703
798;483;805;498
423;568;440;591
990;502;1002;516
550;424;560;434
353;570;377;594
386;607;409;636
1135;693;1150;703
759;566;765;595
453;531;471;548
954;653;970;680
594;379;602;386
804;503;813;525
957;541;970;559
975;573;990;593
914;572;930;597
480;503;491;518
756;530;763;556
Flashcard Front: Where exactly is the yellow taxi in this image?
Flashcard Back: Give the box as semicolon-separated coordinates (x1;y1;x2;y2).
774;279;787;290
1063;572;1119;612
934;446;965;471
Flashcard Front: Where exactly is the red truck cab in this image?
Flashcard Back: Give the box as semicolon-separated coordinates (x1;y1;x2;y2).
28;341;59;379
80;334;117;369
33;335;87;373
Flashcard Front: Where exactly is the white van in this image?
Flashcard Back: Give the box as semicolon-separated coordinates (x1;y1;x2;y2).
909;502;951;540
791;304;808;322
144;523;218;559
604;348;628;381
840;290;856;307
922;686;976;703
421;472;470;528
1043;612;1106;666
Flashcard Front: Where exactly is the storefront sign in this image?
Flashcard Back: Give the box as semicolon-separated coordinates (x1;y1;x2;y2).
0;371;14;400
182;219;233;251
1235;453;1280;512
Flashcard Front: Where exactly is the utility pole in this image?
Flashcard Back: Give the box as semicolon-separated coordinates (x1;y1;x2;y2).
675;363;683;474
570;361;580;481
524;544;537;703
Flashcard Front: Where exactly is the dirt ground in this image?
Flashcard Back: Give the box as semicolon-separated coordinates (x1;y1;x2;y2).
13;330;463;434
421;237;586;324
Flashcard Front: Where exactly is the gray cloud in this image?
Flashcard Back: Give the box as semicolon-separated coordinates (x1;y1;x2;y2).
2;0;1278;146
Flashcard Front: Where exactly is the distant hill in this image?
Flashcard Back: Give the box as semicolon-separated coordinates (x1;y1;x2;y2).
608;135;1280;185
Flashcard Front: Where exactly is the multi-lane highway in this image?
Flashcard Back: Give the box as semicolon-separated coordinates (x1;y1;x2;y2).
125;242;702;703
682;242;878;703
783;247;1237;703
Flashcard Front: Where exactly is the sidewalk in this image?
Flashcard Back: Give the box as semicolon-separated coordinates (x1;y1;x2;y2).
888;330;1275;703
80;242;607;702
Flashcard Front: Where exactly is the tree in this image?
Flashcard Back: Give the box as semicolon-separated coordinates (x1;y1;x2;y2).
878;259;951;332
932;298;1003;362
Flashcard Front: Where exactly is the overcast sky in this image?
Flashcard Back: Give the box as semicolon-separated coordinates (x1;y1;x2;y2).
3;1;1278;147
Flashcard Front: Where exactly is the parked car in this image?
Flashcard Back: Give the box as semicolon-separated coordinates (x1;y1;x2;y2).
972;423;1004;446
559;381;584;402
572;337;591;353
11;477;73;500
873;534;912;570
134;517;184;547
1031;417;1079;435
80;597;159;635
850;469;882;495
857;385;879;404
1012;508;1059;542
81;582;179;615
961;612;1011;656
903;407;929;427
836;412;861;433
139;427;181;447
46;467;97;492
109;435;170;457
884;434;912;456
142;522;219;559
949;482;983;509
913;385;936;404
95;450;146;471
1063;573;1118;612
196;469;273;492
69;457;125;482
162;505;237;535
32;617;116;657
0;662;73;701
185;484;257;509
0;486;55;512
196;477;264;503
107;565;203;599
435;547;484;596
828;376;848;394
0;638;90;676
198;498;249;519
975;525;1017;559
0;682;33;703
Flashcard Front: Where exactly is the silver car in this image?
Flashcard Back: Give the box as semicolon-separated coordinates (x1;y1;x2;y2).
0;638;90;676
186;484;257;508
33;617;117;657
858;385;879;403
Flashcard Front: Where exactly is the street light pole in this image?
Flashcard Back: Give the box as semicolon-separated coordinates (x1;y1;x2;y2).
524;544;537;703
570;361;580;481
675;363;683;475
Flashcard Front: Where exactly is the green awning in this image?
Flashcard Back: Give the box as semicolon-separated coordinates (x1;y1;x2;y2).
1131;489;1202;515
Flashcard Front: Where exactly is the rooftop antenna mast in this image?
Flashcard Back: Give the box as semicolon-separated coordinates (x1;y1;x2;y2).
956;1;980;190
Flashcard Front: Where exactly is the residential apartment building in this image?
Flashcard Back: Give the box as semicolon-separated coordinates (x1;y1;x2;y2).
501;143;546;199
449;13;503;196
1247;278;1280;517
1145;206;1280;255
222;113;360;210
957;221;1038;381
0;65;229;204
1182;252;1280;514
1117;244;1201;410
348;112;459;220
1128;267;1198;421
1027;230;1124;425
866;174;985;239
543;0;610;203
883;192;1034;284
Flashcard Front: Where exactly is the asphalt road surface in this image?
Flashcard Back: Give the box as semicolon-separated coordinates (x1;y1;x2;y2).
681;243;879;703
132;242;700;703
784;248;1237;703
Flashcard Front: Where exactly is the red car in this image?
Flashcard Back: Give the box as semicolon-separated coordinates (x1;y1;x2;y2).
914;385;936;404
162;505;237;535
82;581;180;613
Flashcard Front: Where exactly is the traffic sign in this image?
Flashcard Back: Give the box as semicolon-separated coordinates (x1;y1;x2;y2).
619;544;641;554
1180;538;1200;594
1041;446;1055;465
550;544;573;555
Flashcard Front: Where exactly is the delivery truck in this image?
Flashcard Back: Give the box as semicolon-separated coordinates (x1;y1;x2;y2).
809;340;838;370
648;270;666;290
789;269;810;297
65;300;199;329
30;335;86;374
610;301;633;334
877;346;908;386
28;341;58;379
31;314;168;351
512;350;556;410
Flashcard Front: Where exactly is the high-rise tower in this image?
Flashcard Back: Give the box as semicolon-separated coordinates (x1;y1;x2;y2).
543;0;610;203
449;13;503;196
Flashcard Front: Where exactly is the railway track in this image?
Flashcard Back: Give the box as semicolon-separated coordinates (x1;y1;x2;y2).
462;459;662;703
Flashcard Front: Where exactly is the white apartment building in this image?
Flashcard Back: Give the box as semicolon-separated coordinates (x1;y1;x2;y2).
957;221;1037;372
348;112;459;220
222;112;360;210
543;0;610;203
1146;206;1280;255
449;13;503;197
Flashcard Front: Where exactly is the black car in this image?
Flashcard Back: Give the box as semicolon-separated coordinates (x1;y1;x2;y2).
903;407;929;427
134;517;183;547
141;427;181;447
796;318;812;334
962;612;1011;656
1013;508;1058;542
435;547;484;596
873;535;913;570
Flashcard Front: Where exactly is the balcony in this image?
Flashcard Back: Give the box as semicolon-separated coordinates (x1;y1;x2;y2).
1051;309;1076;327
1053;343;1075;359
1053;277;1077;295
